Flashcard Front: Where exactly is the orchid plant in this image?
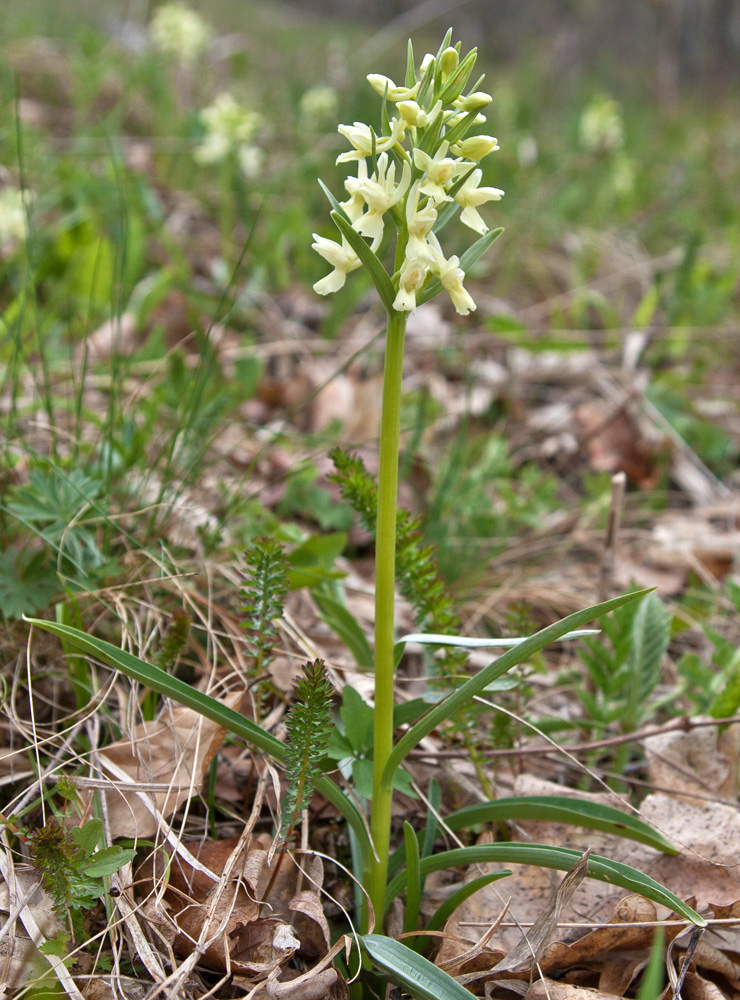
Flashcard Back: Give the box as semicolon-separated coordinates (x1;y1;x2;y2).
312;30;507;925
26;29;706;1000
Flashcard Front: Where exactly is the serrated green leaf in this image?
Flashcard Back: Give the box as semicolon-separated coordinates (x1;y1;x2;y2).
445;796;678;854
330;211;396;314
384;844;705;926
363;934;476;1000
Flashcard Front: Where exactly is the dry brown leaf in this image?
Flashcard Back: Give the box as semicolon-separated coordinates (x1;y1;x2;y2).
644;723;740;804
93;693;243;839
0;871;64;990
574;401;665;487
138;837;333;980
682;971;733;1000
523;979;624;1000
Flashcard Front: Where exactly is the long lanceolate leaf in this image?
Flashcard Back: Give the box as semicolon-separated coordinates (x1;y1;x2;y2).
23;618;372;862
380;589;655;792
445;796;679;854
384;844;705;926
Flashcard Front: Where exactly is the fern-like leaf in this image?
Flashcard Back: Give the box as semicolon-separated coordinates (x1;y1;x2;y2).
240;536;289;673
155;609;191;670
280;659;334;842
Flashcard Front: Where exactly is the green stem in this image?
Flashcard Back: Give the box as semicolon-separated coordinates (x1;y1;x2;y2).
365;308;407;931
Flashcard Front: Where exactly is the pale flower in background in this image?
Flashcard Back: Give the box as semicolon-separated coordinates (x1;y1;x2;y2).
579;95;624;154
0;187;31;249
195;93;262;176
299;85;338;124
149;1;212;67
517;134;538;167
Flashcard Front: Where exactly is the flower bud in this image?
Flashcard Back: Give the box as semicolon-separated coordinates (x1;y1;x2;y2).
451;135;499;160
439;46;459;80
456;91;492;112
420;53;435;75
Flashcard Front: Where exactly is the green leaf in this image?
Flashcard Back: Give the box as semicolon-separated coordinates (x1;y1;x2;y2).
445;796;678;854
340;685;374;754
636;926;665;999
330;211;396;315
80;846;136;877
416;228;503;308
71;819;103;857
384;844;705;926
314;592;373;668
0;549;58;619
403;821;422;935
363;934;476;1000
629;591;670;714
23;618;372;864
404;39;416;88
317;179;351;222
287;532;347;589
381;590;654;789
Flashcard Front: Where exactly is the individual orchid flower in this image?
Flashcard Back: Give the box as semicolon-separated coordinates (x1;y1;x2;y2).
336;117;406;163
392;256;429;313
454;169;504;234
426;233;476;315
311;235;362;295
413;142;468;203
354;154;411;240
339;160;369;222
405;181;437;259
366;74;421;102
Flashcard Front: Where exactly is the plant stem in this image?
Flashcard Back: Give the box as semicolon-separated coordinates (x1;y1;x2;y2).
366;308;407;931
